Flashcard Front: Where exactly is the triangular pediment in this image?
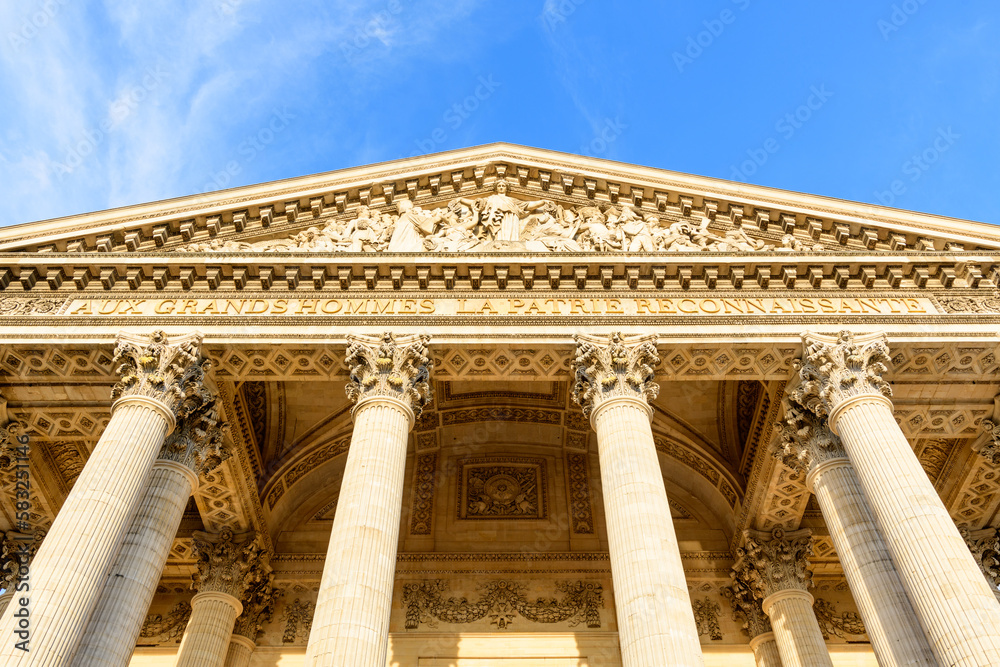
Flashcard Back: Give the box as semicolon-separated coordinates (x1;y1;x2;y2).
1;143;998;257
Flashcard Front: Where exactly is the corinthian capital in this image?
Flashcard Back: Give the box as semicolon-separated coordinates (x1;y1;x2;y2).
792;331;892;416
191;528;268;600
777;395;847;475
571;332;659;417
0;529;45;592
960;527;1000;592
111;331;213;422
734;527;814;599
232;560;276;640
977;419;1000;466
723;575;773;639
159;396;229;475
0;420;25;470
345;332;432;417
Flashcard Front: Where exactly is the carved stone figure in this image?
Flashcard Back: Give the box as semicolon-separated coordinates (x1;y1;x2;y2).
456;178;548;244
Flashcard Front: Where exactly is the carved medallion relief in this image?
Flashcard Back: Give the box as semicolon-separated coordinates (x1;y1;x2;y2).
459;457;547;520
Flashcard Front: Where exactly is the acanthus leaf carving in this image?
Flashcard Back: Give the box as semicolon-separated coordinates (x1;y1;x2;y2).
191;528;268;600
734;527;814;599
979;418;1000;466
722;576;773;639
960;526;1000;593
139;601;191;643
232;566;277;640
776;394;847;475
792;330;892;417
345;332;432;417
571;332;659;418
111;330;213;422
159;395;230;476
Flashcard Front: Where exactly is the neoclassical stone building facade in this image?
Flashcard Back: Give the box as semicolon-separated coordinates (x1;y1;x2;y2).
0;144;999;666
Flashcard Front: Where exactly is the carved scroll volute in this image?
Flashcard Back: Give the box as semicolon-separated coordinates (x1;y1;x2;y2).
571;332;659;419
734;527;815;599
111;330;213;427
776;395;847;478
344;332;432;419
191;528;268;601
722;575;773;639
791;330;892;418
159;396;230;476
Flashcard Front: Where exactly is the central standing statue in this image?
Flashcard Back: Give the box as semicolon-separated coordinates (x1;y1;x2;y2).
458;178;548;244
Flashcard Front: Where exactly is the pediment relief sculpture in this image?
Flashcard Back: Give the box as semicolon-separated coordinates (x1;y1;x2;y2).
175;178;821;255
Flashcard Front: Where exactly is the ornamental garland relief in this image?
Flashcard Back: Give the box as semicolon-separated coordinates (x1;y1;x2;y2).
175;178;819;255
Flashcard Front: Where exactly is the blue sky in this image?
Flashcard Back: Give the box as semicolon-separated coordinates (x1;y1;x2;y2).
2;1;998;227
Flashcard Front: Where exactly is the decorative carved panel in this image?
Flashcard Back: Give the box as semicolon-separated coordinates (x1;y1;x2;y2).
459;457;547;520
565;451;594;535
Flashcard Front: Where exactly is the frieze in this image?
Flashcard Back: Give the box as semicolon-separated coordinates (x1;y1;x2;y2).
813;598;867;640
170;181;818;256
401;579;603;630
54;295;941;318
139;601;191;643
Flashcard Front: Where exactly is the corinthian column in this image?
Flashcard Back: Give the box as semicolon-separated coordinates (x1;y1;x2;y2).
734;528;832;667
176;529;269;667
777;397;935;666
795;330;1000;664
304;332;432;667
223;567;277;667
722;578;782;667
0;331;209;666
571;333;703;667
72;398;229;667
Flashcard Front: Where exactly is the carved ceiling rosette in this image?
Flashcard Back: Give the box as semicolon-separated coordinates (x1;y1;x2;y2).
111;330;214;423
232;563;277;640
791;331;892;417
191;528;268;600
345;332;432;417
722;575;773;639
776;395;847;475
159;396;230;476
571;332;659;418
734;527;815;599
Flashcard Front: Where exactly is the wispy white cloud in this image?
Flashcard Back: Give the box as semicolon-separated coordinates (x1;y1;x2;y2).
0;0;485;225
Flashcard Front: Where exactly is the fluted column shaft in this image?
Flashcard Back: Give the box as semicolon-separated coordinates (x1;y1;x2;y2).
0;592;14;616
749;632;783;667
0;396;173;665
762;590;832;667
175;592;243;667
832;393;1000;664
592;396;703;666
223;634;256;667
809;458;935;665
71;459;198;667
304;396;413;666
